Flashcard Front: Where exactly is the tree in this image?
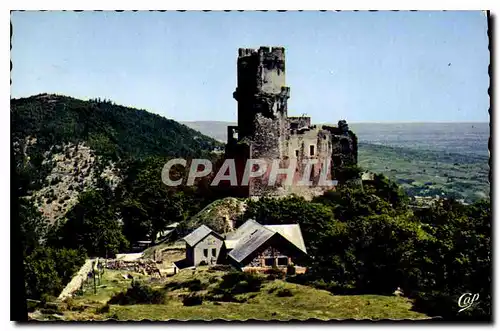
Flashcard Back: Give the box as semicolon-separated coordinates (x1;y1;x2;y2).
57;188;128;257
116;156;216;244
24;247;87;300
18;197;48;257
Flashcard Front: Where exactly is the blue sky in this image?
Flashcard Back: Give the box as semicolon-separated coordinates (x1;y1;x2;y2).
11;11;489;122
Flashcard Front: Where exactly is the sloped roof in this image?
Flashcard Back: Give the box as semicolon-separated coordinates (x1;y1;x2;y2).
225;219;262;240
183;225;221;247
226;219;308;263
228;226;275;263
264;224;307;254
224;239;239;250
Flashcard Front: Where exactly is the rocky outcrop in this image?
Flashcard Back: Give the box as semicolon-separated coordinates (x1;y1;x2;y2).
24;141;121;223
183;197;247;234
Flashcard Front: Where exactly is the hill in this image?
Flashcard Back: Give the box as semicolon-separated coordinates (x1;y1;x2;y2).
12;94;223;221
12;94;222;160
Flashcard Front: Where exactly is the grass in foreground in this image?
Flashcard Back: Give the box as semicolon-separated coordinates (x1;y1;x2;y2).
37;266;429;321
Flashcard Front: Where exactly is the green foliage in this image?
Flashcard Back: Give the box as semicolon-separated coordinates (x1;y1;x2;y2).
215;271;263;295
335;164;363;183
115;156;219;244
24;246;87;300
358;142;489;203
19;197;48;257
183;294;204;306
11;94;222;162
363;173;410;210
240;195;344;264
54;185;128;257
275;288;294;297
264;267;286;280
108;281;167;305
243;176;491;321
403;199;491;320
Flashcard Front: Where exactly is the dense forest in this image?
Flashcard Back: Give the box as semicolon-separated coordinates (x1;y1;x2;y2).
12;94;491;321
12;94;222;160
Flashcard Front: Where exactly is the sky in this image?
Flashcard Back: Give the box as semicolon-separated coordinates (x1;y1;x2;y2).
11;11;489;123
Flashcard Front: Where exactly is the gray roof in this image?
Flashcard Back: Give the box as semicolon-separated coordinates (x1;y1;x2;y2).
225;219;262;240
264;224;307;254
226;219;307;263
224;239;239;250
183;225;220;247
228;226;275;263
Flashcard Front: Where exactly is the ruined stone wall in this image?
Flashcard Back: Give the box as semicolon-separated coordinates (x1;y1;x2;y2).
288;116;311;129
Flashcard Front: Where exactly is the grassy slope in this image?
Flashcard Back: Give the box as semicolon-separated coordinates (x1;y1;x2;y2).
54;267;429;321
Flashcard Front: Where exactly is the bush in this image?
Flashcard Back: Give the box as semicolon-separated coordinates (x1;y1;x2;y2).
108;281;166;305
217;271;263;294
183;294;203;306
204;290;243;303
209;265;234;272
264;267;285;280
187;279;207;292
276;288;294;297
96;304;110;314
266;274;277;281
286;264;296;276
40;308;62;315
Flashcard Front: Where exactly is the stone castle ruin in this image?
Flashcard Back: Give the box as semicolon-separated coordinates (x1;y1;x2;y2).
225;46;358;198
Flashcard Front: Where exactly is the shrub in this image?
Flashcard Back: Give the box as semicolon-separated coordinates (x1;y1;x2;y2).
276;288;294;297
27;300;39;312
268;287;277;294
218;271;263;294
266;274;277;281
187;279;207;292
286;264;296;276
96;304;110;314
204;290;243;303
108;281;166;305
209;265;234;272
40;308;62;315
264;267;285;280
208;276;220;283
183;294;203;306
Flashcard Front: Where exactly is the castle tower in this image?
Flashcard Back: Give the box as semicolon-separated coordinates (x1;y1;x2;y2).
225;46;359;198
232;47;290;145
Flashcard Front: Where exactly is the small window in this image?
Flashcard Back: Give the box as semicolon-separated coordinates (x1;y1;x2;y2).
295;150;299;157
264;258;275;266
310;145;315;156
212;248;217;257
203;249;208;257
277;257;288;266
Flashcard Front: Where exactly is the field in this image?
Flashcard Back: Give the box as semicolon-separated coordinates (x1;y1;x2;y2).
31;267;430;321
358;142;490;202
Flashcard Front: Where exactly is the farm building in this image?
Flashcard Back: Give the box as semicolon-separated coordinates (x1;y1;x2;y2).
182;219;308;272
